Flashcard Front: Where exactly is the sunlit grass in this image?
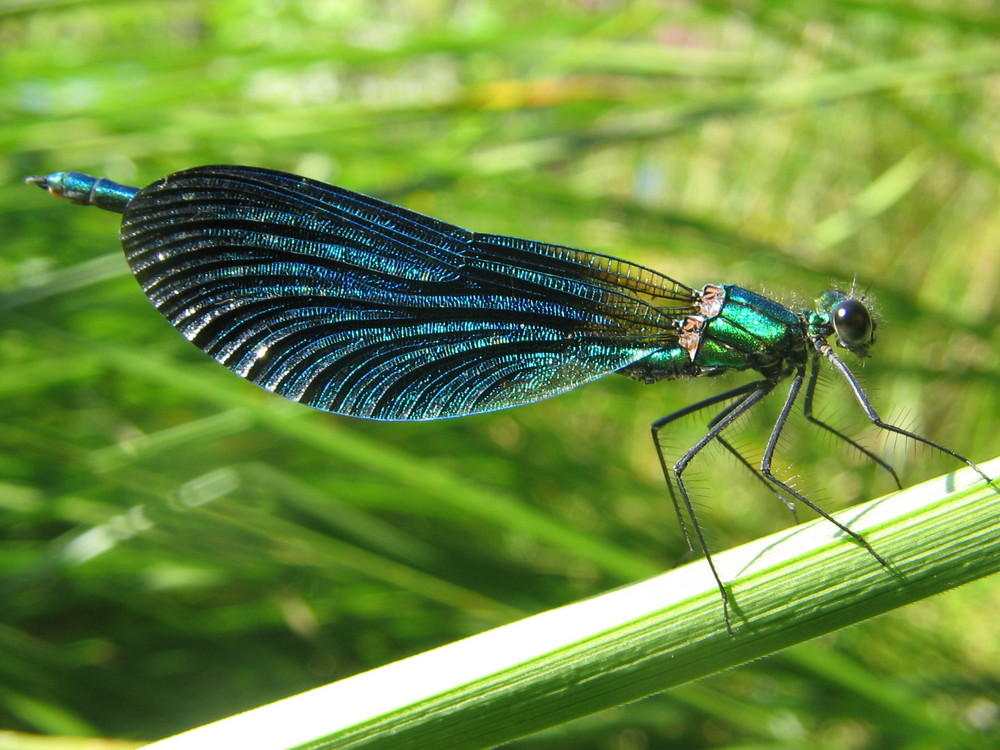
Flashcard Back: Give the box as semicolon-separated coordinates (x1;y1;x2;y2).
2;1;998;748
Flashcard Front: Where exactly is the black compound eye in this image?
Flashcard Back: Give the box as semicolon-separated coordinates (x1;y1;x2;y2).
832;299;874;349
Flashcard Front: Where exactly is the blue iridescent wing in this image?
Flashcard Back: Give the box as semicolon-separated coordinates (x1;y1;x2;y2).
121;165;696;420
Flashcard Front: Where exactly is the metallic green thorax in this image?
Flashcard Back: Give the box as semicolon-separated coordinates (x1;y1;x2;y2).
696;286;803;373
623;284;809;383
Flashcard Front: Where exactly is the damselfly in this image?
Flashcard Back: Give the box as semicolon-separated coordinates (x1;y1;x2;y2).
27;166;991;631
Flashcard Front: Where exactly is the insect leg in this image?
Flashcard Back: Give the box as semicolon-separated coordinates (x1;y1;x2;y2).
817;340;993;486
708;406;798;518
652;379;775;633
759;363;889;567
651;381;766;557
802;352;902;489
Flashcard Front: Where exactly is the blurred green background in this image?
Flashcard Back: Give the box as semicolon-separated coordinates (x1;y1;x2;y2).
2;1;999;748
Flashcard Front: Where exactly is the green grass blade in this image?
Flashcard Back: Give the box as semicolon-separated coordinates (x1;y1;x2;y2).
140;459;1000;750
